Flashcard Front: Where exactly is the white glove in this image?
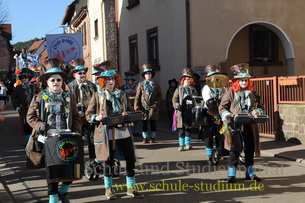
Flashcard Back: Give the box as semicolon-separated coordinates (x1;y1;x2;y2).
16;107;21;111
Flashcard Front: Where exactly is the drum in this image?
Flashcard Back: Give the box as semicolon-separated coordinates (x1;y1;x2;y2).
192;106;208;125
45;132;84;183
123;111;143;123
101;113;124;127
206;98;220;116
182;96;194;128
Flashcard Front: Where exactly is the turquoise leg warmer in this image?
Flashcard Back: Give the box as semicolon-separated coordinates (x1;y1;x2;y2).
179;137;185;146
25;135;31;142
246;166;255;177
206;147;213;156
185;136;191;145
142;131;149;138
104;176;113;188
228;167;236;177
150;131;156;138
95;158;102;163
126;176;136;189
59;183;71;195
49;194;59;203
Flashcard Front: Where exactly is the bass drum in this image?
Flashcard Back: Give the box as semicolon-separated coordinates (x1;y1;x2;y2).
192;106;208;125
206;98;220;116
182;95;194;128
45;132;84;183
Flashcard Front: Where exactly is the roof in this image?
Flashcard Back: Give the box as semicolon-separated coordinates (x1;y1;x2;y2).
0;24;12;40
39;49;48;63
27;39;45;54
61;1;77;25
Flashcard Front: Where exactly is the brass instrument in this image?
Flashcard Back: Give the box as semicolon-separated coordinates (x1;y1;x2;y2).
206;74;229;88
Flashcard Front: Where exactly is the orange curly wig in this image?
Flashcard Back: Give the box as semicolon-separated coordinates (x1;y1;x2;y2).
232;78;253;92
180;77;196;87
97;75;122;89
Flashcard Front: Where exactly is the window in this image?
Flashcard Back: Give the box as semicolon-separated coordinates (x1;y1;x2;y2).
82;22;87;45
129;34;139;73
249;25;282;66
146;27;160;70
94;19;99;39
126;0;140;9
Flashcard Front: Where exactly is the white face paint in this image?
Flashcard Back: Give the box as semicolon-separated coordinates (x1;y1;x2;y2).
47;74;63;92
21;77;29;84
73;71;86;83
106;77;115;90
144;72;152;81
239;79;249;90
183;77;191;87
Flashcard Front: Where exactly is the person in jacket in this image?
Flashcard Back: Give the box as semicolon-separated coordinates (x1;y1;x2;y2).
121;71;139;136
11;68;38;142
134;64;162;143
166;78;179;128
86;69;143;200
27;58;82;202
68;58;98;162
172;68;198;151
218;63;264;183
201;65;228;161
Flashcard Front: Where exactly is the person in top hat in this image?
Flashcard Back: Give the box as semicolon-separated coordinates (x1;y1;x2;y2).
201;65;228;162
121;71;139;136
86;69;143;200
27;58;82;202
11;68;38;142
218;63;264;183
166;78;179;128
172;68;198;151
68;58;98;163
134;64;162;143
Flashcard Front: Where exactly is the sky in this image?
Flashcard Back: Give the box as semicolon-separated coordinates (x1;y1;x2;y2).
3;0;74;44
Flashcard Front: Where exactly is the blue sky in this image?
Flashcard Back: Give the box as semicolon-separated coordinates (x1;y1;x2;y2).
4;0;74;44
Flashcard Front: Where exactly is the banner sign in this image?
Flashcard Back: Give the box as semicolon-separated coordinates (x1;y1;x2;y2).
46;33;83;63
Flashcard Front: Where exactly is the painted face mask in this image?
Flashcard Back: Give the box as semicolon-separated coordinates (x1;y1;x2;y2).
183;77;191;86
239;79;249;90
47;74;63;92
144;72;152;81
106;77;115;89
74;71;86;82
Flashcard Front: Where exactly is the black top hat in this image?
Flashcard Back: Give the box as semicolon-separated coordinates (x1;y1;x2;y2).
168;78;178;86
141;64;155;78
40;58;68;84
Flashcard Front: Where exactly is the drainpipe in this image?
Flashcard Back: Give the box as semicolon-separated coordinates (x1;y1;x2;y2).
115;0;120;72
185;0;191;67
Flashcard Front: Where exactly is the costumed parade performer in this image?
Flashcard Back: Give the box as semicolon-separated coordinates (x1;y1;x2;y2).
68;59;98;164
86;69;143;199
27;58;82;202
201;65;228;161
11;68;38;142
172;68;198;151
219;63;264;183
134;64;162;143
121;71;140;136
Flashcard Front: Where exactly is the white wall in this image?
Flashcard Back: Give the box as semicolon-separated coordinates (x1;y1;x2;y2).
118;0;187;98
88;0;106;66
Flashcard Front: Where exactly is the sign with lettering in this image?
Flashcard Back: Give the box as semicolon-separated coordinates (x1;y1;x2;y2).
46;33;83;63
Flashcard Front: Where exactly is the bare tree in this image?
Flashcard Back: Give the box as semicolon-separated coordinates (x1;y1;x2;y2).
0;0;8;23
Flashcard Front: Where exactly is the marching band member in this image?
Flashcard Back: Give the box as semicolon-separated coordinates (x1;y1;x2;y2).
27;58;82;202
68;59;97;162
219;63;263;183
201;65;227;161
11;68;38;142
86;69;143;200
172;68;198;151
134;64;162;143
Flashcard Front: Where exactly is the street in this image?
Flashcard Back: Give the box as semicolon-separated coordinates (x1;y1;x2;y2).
1;102;305;203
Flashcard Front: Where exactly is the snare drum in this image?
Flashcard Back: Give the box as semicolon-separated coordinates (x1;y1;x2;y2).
206;98;220;116
45;132;84;183
192;106;208;125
